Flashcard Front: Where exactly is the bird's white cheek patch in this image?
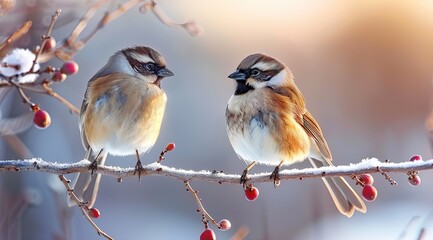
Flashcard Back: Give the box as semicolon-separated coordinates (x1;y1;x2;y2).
268;70;287;86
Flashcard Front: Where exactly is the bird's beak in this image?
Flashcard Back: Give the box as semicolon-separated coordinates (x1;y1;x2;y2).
156;67;174;77
228;70;247;81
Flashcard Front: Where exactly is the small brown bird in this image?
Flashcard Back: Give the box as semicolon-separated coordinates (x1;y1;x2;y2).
225;53;366;217
70;46;173;208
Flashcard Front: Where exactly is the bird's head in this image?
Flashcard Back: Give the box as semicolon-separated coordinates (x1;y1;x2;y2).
228;53;293;94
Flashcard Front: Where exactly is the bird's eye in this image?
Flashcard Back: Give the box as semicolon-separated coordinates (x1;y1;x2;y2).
145;63;156;71
251;69;260;77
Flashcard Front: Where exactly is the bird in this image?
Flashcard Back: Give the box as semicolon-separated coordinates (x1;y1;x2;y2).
70;46;174;208
225;53;366;217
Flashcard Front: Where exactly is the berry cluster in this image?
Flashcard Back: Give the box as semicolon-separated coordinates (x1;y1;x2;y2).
358;174;378;201
30;59;78;129
355;154;424;203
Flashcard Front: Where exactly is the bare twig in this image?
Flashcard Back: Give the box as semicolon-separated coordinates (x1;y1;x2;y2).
31;9;61;72
41;83;80;114
140;0;203;36
61;0;144;56
11;82;36;109
0;80;79;114
58;175;113;240
0;21;32;51
1;158;432;185
66;0;108;46
184;181;219;229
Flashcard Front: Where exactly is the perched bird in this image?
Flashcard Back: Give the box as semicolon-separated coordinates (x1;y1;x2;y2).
70;46;174;208
225;53;366;217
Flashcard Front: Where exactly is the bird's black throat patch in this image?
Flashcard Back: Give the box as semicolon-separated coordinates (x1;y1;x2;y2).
235;81;254;95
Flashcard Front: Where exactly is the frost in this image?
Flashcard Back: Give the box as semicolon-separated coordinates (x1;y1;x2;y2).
0;48;40;83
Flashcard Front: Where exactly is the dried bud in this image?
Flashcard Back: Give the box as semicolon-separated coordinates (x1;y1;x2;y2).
52;71;67;82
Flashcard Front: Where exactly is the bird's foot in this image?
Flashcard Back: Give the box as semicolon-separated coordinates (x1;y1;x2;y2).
133;160;145;181
240;169;249;189
88;160;98;175
240;161;257;189
270;166;281;187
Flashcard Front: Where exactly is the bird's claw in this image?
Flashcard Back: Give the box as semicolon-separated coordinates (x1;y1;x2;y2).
270;166;281;187
88;160;98;175
133;160;145;181
240;169;249;189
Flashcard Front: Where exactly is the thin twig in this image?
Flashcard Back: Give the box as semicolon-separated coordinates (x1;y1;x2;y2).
140;0;203;36
80;0;144;46
11;82;36;109
0;80;79;114
66;0;108;46
0;21;32;50
41;82;80;114
184;181;219;229
30;9;61;72
58;175;113;240
1;158;433;185
377;166;397;185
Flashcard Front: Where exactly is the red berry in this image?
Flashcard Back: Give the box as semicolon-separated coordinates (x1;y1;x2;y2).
200;229;216;240
166;143;175;151
408;175;421;186
218;219;231;231
33;109;51;129
245;186;259;201
60;61;79;75
362;185;378;202
88;208;100;218
358;174;374;185
409;155;422;162
52;71;67;82
42;37;56;53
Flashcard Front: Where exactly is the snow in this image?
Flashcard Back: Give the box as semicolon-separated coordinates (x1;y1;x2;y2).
0;48;40;83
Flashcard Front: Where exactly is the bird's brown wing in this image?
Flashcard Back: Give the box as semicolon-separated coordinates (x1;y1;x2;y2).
273;85;332;161
79;86;91;152
299;109;332;161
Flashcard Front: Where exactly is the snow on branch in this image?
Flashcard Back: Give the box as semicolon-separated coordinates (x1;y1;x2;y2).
1;158;432;184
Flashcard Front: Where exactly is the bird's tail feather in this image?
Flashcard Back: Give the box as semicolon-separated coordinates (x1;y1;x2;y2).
308;157;366;217
68;149;107;208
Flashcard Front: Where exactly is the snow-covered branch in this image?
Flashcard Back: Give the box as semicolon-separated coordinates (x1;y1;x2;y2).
1;158;432;184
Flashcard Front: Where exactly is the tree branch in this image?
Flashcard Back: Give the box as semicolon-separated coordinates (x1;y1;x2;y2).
1;158;432;184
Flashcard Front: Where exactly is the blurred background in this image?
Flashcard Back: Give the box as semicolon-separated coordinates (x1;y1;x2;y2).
1;0;433;239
